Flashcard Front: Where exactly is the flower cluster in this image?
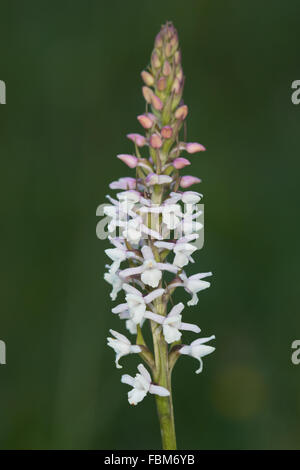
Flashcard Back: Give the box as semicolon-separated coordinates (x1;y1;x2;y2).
103;22;215;407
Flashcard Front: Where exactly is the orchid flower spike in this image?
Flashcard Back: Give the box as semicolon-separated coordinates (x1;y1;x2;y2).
101;22;215;450
121;364;170;405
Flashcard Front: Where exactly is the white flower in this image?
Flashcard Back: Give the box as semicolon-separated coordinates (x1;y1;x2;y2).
107;329;141;368
125;319;139;335
167;191;203;205
117;190;141;211
121;363;170;405
104;191;145;235
105;237;141;274
103;204;127;233
104;270;124;300
112;283;164;325
162;192;203;237
180;209;203;236
180;335;215;373
145;303;200;344
170;272;212;306
120;245;178;288
162;204;182;230
116;190;151;211
173;242;197;267
155;234;198;268
122;217;143;244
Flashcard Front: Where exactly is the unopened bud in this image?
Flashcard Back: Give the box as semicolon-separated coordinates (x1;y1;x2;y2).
149;133;162;149
151;94;163;111
172;78;181;94
180;175;201;188
151;51;161;69
176;67;183;82
175;104;188;120
137;113;154;129
141;71;154;86
186;142;206;153
174;50;181;65
164;42;173;58
142;86;153;104
173;157;191;169
155;32;163;48
170;33;178;49
162;61;172;77
161;126;173;139
157;77;166;91
117;154;138;168
127;133;146;147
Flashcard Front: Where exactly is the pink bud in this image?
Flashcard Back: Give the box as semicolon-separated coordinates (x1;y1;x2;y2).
117;154;138;168
137;114;154;129
141;71;154;86
150;133;162;149
176;67;183;81
161;126;173;139
170;33;178;49
174;50;181;65
127;133;146;147
164;42;172;58
163;61;172;76
186;142;206;153
173;157;191;169
175;104;188;120
155;32;163;48
151;51;161;69
142;86;153;104
157;77;166;91
180;175;201;188
151;94;163;111
171;77;181;94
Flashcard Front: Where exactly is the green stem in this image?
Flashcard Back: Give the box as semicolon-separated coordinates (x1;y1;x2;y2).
153;329;177;450
150;171;177;450
150;264;176;449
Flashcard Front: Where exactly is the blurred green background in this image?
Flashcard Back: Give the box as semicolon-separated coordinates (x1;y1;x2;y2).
1;0;300;450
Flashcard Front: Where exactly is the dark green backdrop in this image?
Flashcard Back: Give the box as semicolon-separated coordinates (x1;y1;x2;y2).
1;0;300;449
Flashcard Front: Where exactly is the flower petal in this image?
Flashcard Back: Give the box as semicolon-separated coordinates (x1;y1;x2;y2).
112;303;128;314
180;322;201;333
169;302;184;317
144;311;164;323
149;384;170;397
144;288;164;304
119;266;144;278
109;329;130;344
137;363;151;383
121;374;135;386
141;245;154;260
